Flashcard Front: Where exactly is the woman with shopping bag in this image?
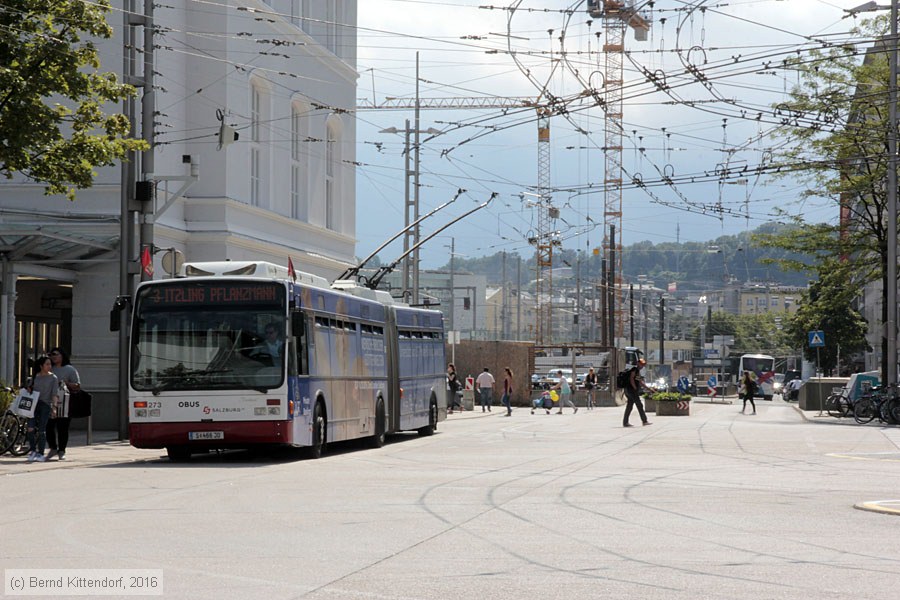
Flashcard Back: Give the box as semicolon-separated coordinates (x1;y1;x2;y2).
47;347;80;460
25;356;59;463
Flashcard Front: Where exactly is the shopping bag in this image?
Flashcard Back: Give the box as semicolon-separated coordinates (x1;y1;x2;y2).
12;388;39;418
69;390;92;419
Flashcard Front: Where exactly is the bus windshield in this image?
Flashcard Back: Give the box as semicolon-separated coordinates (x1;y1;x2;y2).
131;281;286;392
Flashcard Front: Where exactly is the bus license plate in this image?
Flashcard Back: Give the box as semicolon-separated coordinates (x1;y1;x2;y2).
189;431;224;441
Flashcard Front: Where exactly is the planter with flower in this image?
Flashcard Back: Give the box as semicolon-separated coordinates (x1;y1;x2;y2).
647;391;691;416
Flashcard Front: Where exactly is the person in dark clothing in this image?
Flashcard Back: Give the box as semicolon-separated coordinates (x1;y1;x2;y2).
623;359;652;428
740;370;758;415
46;347;80;460
447;363;462;413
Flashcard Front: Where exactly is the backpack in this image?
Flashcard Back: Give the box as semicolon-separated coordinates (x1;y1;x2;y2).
616;369;630;389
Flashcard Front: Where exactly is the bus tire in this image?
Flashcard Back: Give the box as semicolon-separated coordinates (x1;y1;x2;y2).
370;399;386;448
418;398;437;437
166;446;191;461
310;401;327;459
764;395;772;401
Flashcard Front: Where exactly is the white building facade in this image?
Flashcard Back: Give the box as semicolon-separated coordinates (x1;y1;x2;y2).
0;1;358;428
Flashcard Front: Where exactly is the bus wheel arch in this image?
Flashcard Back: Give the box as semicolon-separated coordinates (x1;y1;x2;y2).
418;394;438;437
310;397;327;459
166;445;191;461
370;396;387;448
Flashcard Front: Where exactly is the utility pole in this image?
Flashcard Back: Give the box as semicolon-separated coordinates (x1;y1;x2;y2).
600;257;608;346
516;255;522;341
659;295;665;367
412;53;421;305
575;252;582;342
401;118;411;301
501;251;508;340
608;224;616;348
448;238;455;334
629;283;635;346
888;0;898;386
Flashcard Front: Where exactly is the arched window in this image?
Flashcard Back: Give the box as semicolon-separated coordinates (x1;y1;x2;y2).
291;100;310;221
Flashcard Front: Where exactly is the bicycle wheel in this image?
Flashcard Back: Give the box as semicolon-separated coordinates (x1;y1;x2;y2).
826;394;845;418
883;397;900;425
0;412;20;455
890;398;900;425
8;419;29;456
854;399;877;424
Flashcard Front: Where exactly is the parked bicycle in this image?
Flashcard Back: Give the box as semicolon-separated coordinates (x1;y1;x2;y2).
825;387;856;418
853;384;900;425
0;386;29;456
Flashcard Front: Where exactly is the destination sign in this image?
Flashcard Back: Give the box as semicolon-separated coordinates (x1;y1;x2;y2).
139;282;284;308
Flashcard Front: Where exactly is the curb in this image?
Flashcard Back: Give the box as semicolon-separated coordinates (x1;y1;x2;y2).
854;500;900;516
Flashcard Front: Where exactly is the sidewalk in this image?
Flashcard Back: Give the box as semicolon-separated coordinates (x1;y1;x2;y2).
0;430;147;474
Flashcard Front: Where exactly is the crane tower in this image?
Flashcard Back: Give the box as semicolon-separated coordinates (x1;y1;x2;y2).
589;0;649;337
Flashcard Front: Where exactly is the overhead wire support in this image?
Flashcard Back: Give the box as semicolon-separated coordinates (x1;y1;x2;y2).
366;194;497;292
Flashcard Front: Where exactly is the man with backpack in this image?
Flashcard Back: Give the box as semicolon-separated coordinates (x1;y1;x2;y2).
622;358;652;428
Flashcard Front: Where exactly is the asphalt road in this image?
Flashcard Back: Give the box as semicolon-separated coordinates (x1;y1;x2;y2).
2;398;900;600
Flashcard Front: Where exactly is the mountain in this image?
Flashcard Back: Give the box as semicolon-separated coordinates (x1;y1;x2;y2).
434;223;811;289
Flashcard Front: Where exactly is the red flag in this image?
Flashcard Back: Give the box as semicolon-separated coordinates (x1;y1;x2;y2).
140;246;154;279
287;256;296;282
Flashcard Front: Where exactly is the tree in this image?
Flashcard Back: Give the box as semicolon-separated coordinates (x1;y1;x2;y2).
0;0;145;200
755;16;893;376
784;261;870;374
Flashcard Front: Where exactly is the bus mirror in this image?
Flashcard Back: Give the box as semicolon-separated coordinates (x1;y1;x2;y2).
291;316;305;338
109;296;130;332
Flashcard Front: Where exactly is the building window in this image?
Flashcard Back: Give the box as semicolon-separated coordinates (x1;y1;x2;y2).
746;298;753;306
301;0;311;33
325;122;338;230
291;101;309;221
249;80;269;207
326;1;340;55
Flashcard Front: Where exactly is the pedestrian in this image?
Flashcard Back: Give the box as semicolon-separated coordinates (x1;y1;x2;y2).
501;367;514;416
740;370;758;415
47;347;80;460
623;358;651;427
447;363;462;414
584;367;597;410
25;355;59;462
553;370;577;414
476;367;495;412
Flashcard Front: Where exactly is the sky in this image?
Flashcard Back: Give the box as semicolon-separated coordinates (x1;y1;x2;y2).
353;0;878;269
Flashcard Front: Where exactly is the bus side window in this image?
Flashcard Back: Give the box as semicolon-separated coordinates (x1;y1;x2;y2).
291;312;309;376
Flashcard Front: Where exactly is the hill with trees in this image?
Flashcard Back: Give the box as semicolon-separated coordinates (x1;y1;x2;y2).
432;223;811;289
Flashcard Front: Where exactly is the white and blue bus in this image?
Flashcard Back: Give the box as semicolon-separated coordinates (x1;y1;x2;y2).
127;261;446;460
738;353;776;401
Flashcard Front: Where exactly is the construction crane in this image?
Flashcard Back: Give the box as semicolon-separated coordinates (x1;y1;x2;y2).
360;95;567;344
588;0;650;338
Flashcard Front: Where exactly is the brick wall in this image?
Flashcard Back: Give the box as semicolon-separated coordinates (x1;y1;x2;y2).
447;340;534;406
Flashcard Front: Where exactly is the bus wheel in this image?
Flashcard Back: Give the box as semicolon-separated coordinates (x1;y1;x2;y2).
370;399;386;448
418;399;437;437
764;395;772;401
166;446;191;461
310;402;327;459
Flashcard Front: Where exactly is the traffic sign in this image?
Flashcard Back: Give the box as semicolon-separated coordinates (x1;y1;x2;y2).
808;330;825;348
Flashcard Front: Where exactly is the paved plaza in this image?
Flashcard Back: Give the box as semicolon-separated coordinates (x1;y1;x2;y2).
2;397;900;599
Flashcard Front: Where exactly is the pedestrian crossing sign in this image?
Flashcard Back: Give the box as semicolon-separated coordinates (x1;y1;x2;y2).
808;330;825;348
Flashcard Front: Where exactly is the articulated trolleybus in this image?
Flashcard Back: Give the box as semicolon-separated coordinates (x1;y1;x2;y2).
738;353;776;401
128;261;446;460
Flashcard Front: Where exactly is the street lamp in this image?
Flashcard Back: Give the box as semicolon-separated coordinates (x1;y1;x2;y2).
844;1;898;385
379;123;442;304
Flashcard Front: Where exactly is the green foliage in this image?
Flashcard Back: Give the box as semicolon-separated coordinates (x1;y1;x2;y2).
784;260;869;373
761;16;891;374
0;0;146;200
0;380;14;413
648;391;689;402
445;223;810;288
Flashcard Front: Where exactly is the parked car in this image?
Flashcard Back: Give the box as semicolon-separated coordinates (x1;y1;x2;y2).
531;373;544;390
541;368;573;390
